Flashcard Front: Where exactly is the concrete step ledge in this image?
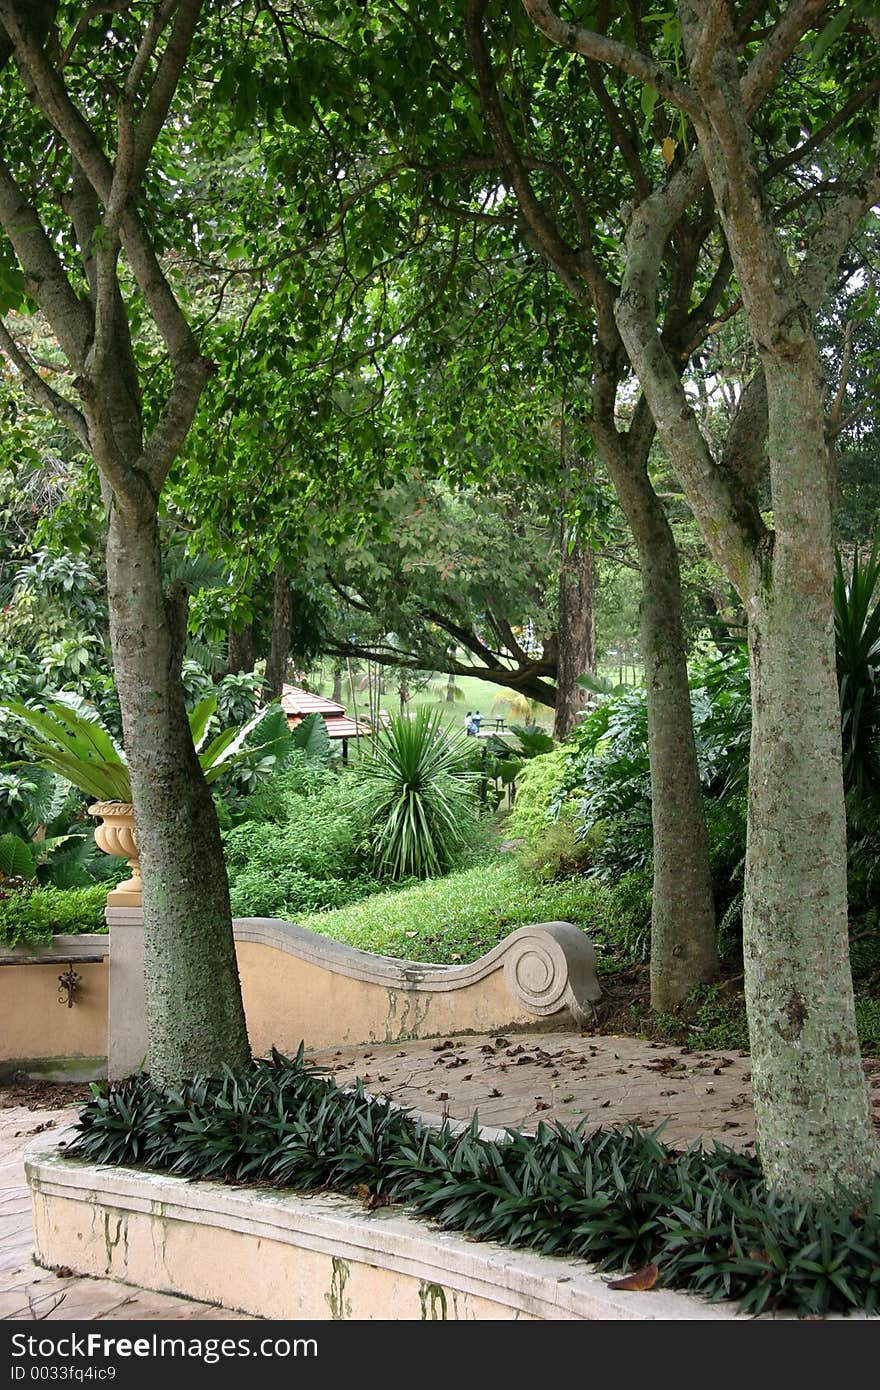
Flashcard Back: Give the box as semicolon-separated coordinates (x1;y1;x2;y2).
26;1141;748;1321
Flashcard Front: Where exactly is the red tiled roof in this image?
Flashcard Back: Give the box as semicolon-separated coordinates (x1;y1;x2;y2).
281;684;371;739
280;684;345;717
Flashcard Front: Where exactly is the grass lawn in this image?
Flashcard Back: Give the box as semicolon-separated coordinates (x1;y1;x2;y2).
296;855;607;964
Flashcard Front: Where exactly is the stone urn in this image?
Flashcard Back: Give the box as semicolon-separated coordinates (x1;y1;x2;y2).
89;801;142;908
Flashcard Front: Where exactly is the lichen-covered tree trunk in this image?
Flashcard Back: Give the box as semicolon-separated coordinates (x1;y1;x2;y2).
741;358;876;1195
107;500;251;1085
554;526;595;740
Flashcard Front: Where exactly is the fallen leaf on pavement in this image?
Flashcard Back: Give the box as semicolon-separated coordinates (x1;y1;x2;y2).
607;1264;659;1292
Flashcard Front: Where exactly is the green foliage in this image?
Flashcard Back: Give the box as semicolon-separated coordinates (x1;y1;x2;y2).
0;695;129;802
557;648;753;886
553;685;652;876
600;869;654;964
0;765;70;834
356;709;480;880
506;748;574;842
518;819;592;882
0;881;107;948
0;762;112;889
289;711;332;765
854;997;880;1052
70;1051;880;1317
0;694;295;802
223;772;379;919
507;722;555;758
0;831;35;880
835;536;880;797
683;984;751;1053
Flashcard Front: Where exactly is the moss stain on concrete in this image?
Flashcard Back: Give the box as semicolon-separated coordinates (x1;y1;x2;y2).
325;1257;352;1319
419;1280;448;1320
385;989;432;1042
102;1211;126;1273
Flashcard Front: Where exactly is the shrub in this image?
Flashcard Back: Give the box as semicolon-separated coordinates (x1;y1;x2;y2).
601;869;653;962
835;536;880;797
226;756;334;826
0;881;107;948
355;709;480;880
506;748;574;843
70;1051;880;1317
0;692;296;803
519;819;593;881
855;996;880;1051
224;771;381;918
553;649;752;886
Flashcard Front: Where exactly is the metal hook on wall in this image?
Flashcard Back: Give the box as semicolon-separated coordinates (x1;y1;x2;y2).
58;967;82;1008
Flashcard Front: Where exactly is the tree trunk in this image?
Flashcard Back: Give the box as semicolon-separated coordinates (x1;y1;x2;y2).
638;511;718;1009
264;562;291;700
106;503;250;1085
741;358;877;1197
332;663;343;704
446;670;457;702
227;620;254;675
554;522;595;740
602;445;718;1010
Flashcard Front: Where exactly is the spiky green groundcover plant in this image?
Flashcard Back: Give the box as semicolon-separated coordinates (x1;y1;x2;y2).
69;1050;880;1318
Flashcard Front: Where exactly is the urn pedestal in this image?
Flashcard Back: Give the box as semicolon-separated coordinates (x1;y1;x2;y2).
88;801;141;908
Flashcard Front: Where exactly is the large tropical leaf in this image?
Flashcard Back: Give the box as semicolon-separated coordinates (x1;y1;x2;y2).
0;832;36;880
49;691;126;761
188;694;219;752
834;536;880;794
200;702;294;785
290;711;331;764
509;722;555;757
0;701;132;801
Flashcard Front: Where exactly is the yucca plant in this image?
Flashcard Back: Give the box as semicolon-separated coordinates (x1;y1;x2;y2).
834;535;880;797
357;707;479;880
0;691;294;803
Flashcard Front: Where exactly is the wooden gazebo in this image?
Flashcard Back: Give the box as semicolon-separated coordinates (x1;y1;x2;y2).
280;684;371;761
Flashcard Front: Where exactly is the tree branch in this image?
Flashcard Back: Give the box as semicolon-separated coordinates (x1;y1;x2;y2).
0;159;91;370
521;0;701;116
138;354;215;492
131;0;202;189
466;0;594;311
0;0;202;368
0;319;89;447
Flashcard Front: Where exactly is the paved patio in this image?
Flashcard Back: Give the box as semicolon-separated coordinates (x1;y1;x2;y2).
2;1032;879;1321
305;1031;762;1147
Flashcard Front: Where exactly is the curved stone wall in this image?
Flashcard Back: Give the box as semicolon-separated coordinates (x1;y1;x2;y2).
232;918;601;1055
1;916;602;1079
